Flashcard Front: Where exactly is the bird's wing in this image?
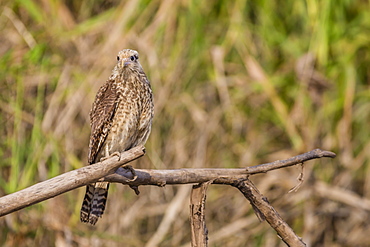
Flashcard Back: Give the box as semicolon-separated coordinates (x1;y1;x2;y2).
88;79;119;164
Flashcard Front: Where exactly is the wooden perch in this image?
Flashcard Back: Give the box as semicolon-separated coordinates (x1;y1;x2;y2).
0;148;336;247
0;145;146;217
105;149;335;186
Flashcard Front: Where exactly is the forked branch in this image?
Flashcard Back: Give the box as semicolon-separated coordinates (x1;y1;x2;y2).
0;148;335;247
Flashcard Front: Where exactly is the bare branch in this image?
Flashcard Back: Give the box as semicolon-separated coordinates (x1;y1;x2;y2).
0;145;145;217
0;148;336;246
105;149;335;186
245;149;335;174
190;181;212;247
0;148;335;221
231;179;306;247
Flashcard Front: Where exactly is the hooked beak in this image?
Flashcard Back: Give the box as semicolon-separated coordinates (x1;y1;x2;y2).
122;58;132;67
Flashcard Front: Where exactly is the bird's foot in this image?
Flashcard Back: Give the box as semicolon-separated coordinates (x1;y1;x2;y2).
100;151;121;162
121;165;137;182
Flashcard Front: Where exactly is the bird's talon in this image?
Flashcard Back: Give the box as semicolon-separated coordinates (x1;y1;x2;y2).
100;151;121;162
122;165;137;181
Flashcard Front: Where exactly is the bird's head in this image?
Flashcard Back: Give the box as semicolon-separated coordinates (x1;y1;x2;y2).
116;49;142;70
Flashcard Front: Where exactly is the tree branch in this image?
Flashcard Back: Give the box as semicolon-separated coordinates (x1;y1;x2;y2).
0;145;145;217
190;181;212;247
105;149;336;186
0;148;335;247
0;148;334;217
231;179;306;247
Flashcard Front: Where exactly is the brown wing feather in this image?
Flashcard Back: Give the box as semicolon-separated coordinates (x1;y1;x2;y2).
88;79;119;164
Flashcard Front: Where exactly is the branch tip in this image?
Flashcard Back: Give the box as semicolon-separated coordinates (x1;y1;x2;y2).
313;149;336;158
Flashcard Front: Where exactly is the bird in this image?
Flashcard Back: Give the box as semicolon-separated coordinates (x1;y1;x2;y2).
80;49;154;225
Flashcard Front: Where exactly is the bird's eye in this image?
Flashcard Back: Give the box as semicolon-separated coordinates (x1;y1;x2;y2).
130;56;135;61
117;56;120;61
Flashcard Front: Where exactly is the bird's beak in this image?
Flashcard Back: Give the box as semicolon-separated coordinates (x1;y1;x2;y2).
123;59;132;67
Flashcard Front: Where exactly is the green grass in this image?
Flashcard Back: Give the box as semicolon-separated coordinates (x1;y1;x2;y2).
1;0;370;246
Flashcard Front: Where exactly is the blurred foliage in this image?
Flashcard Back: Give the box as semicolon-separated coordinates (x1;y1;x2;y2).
1;0;370;246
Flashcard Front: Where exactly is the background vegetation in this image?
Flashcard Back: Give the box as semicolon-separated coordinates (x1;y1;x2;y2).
1;0;370;246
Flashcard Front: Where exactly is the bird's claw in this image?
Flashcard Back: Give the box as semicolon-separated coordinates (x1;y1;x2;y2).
122;165;137;182
100;151;121;162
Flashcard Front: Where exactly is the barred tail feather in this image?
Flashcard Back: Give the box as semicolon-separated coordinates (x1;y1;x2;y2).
80;182;110;225
89;182;110;225
80;185;95;223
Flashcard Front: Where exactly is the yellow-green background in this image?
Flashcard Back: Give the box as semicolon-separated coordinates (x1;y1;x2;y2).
1;0;370;246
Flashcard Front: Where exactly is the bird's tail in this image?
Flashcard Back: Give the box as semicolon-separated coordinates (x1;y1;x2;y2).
80;182;110;225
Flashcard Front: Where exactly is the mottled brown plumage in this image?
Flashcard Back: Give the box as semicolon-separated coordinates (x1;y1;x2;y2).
80;49;154;225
